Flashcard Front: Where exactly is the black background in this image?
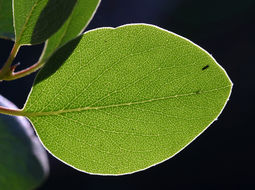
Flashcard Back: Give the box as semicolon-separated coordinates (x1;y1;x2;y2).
0;0;254;189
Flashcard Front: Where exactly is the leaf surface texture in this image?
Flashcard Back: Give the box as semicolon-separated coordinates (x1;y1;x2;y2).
24;24;232;175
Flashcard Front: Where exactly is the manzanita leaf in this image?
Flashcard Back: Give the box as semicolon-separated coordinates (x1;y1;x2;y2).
0;95;49;190
13;0;80;45
41;0;101;61
0;0;14;40
24;24;232;175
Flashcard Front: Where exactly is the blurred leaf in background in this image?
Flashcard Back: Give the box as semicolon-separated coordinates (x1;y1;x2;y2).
0;95;49;190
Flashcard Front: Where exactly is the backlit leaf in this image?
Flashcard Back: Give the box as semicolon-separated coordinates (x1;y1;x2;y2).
24;24;232;175
13;0;80;45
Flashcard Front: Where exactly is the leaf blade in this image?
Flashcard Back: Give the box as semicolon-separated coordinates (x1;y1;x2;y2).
41;0;101;60
13;0;85;45
0;0;14;40
24;24;232;175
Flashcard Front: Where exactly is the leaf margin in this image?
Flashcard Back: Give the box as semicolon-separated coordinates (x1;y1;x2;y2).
23;23;233;175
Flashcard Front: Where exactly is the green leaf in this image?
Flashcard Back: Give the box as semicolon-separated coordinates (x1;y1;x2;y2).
24;24;232;175
41;0;100;60
0;95;49;190
13;0;82;45
0;0;15;40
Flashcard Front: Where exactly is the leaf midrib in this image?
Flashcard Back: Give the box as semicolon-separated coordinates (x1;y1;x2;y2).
23;85;230;117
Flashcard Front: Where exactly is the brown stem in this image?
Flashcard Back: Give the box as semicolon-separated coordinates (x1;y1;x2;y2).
3;60;46;81
0;106;25;116
0;43;21;80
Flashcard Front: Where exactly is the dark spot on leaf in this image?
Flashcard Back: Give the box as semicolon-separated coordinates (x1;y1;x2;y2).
195;90;201;94
202;65;209;70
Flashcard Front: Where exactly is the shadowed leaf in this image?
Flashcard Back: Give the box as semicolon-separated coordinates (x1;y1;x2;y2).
13;0;78;45
0;0;14;40
41;0;100;60
0;95;49;190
